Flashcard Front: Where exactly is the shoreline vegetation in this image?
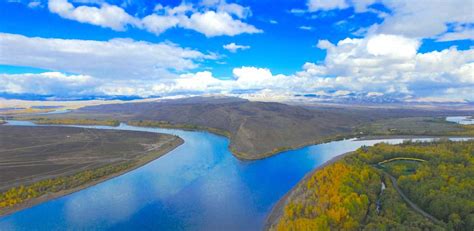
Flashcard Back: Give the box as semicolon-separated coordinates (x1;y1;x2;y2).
267;140;474;231
128;120;357;160
29;118;121;126
11;97;473;160
357;117;474;137
0;108;56;116
128;119;474;160
13;115;474;161
0;135;183;217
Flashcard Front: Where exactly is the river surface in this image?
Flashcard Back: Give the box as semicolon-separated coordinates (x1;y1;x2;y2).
0;121;469;230
446;116;474;125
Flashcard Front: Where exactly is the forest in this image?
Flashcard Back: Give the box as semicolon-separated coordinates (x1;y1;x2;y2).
0;162;132;212
274;140;473;231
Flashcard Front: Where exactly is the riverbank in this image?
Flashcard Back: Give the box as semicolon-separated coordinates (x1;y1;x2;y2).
0;133;183;217
265;150;354;230
128;120;356;160
17;118;121;127
267;140;473;230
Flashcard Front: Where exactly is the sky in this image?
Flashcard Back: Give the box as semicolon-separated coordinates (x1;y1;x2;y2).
0;0;473;102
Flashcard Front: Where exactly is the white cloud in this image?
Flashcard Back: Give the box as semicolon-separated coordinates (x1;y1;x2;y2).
0;33;214;80
2;42;473;100
299;26;313;31
0;72;99;96
305;0;474;41
28;1;42;8
143;4;262;37
436;27;474;42
269;20;278;24
179;11;261;37
307;0;378;13
1;30;472;101
47;0;261;37
304;34;474;99
377;0;474;38
366;34;419;59
223;43;250;53
141;14;180;35
217;2;251;19
289;9;306;15
307;0;348;12
48;0;140;31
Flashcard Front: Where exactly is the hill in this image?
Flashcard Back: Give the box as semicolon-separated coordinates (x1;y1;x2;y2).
26;97;473;160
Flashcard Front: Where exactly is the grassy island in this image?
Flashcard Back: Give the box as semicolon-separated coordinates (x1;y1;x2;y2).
268;140;474;231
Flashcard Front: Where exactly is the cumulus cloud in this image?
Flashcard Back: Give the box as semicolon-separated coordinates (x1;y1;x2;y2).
28;1;42;8
143;3;262;37
1;31;472;101
436;26;474;42
299;26;314;31
223;43;250;52
0;72;99;96
307;0;378;13
305;0;474;40
0;33;214;80
48;0;140;31
307;0;348;12
47;0;261;37
377;0;474;38
302;34;474;99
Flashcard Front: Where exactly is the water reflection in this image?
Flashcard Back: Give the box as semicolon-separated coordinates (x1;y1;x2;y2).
0;121;470;230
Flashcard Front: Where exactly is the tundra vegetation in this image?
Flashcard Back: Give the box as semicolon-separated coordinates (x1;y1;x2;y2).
271;140;474;231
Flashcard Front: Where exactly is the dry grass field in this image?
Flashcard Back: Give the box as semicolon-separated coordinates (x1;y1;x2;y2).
0;125;181;191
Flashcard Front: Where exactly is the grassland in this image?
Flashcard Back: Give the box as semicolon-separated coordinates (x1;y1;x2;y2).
268;140;474;231
0;125;183;216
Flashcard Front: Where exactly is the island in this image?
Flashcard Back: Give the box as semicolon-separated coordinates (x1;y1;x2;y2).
267;140;473;231
0;125;183;216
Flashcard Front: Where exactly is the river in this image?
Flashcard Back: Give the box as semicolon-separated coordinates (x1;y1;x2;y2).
446;116;474;125
0;120;469;230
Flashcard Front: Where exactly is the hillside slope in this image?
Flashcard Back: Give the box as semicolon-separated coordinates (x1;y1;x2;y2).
34;97;473;160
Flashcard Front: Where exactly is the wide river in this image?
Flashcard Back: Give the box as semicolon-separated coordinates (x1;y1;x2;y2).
0;120;469;230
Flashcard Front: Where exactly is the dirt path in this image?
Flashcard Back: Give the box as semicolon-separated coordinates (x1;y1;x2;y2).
387;174;445;226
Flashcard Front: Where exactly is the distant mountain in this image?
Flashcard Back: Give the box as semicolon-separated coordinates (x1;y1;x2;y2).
0;92;157;101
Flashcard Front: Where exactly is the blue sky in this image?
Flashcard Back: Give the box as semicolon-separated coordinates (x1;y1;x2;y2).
0;0;473;102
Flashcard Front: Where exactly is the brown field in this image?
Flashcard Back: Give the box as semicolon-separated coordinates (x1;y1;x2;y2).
0;125;182;191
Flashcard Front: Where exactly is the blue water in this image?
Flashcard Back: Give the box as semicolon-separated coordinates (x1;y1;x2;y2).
446;116;474;125
0;121;467;230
